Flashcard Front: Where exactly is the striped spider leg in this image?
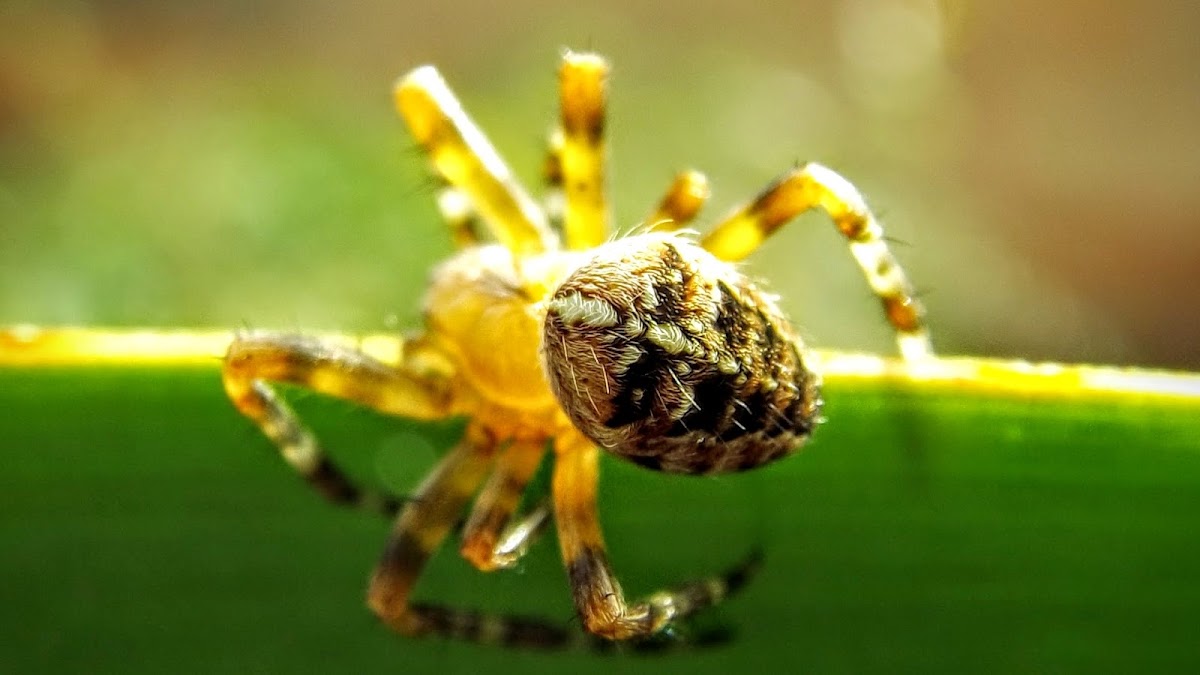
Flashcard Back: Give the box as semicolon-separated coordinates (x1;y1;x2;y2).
223;333;568;646
701;164;933;360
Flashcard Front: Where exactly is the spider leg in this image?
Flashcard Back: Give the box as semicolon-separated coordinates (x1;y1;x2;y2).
701;162;933;360
460;438;552;571
222;331;454;513
553;433;758;640
368;425;572;648
367;424;492;633
542;128;565;232
557;51;610;250
395;65;555;255
645;169;710;232
434;185;482;248
483;498;552;568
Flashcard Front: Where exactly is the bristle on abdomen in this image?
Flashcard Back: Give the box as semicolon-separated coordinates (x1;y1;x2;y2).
542;234;822;474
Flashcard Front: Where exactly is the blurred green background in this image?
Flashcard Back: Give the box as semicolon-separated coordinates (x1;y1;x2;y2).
4;366;1199;673
4;2;1200;674
2;1;1198;367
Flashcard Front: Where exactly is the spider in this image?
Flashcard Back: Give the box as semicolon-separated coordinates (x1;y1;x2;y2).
222;51;931;648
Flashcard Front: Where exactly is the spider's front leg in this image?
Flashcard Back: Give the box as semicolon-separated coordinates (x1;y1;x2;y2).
224;332;571;647
222;331;455;513
552;433;758;641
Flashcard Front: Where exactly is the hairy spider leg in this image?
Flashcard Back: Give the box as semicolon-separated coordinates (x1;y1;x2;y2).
366;424;575;647
224;334;580;647
460;438;552;571
367;424;493;633
557;52;610;250
645;169;710;231
701;162;933;360
552;432;761;640
222;332;454;514
395;66;555;255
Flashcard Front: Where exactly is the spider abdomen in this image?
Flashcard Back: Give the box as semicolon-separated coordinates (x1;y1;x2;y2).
542;234;822;474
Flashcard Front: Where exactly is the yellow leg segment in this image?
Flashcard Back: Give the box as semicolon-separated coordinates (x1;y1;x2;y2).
396;66;554;255
553;432;755;641
542;128;565;232
460;438;551;571
222;331;454;512
367;425;575;648
367;425;494;633
701;162;933;360
558;52;610;250
645;169;710;231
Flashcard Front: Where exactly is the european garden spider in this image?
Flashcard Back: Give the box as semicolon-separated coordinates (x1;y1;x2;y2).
222;52;930;647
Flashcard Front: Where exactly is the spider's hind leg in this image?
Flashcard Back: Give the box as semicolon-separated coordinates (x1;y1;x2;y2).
552;434;761;641
701;162;933;360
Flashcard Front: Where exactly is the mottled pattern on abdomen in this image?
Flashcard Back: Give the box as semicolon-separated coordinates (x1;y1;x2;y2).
542;233;822;474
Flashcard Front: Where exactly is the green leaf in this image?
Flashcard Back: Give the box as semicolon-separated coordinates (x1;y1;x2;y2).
3;329;1199;673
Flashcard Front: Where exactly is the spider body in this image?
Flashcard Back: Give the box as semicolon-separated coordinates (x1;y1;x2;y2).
222;51;932;647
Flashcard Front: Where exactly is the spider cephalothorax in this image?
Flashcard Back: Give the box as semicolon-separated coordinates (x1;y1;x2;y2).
222;51;930;647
